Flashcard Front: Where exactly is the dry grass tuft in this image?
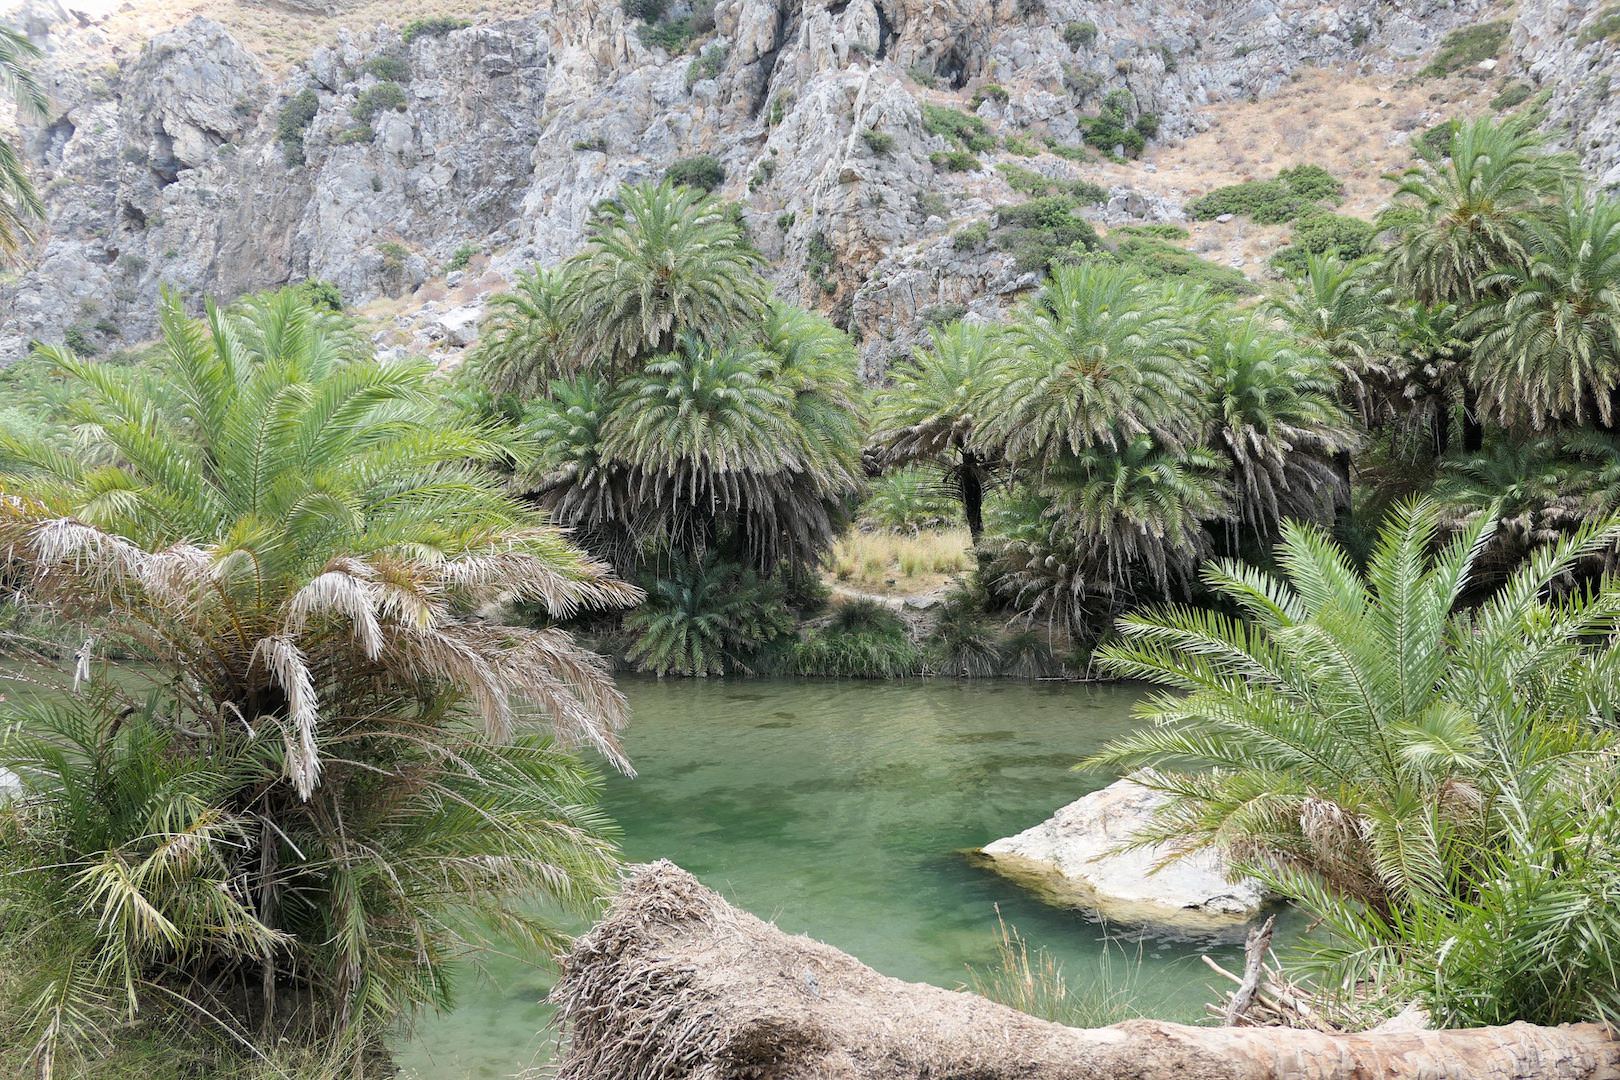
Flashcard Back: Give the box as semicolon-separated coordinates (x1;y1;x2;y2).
828;528;973;594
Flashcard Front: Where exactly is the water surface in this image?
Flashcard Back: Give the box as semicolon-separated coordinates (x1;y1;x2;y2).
400;678;1245;1078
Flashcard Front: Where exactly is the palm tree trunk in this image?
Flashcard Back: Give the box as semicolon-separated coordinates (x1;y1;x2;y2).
960;452;984;544
555;863;1620;1080
1462;387;1484;453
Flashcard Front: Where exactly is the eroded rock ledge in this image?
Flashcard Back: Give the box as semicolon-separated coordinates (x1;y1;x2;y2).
552;860;1620;1080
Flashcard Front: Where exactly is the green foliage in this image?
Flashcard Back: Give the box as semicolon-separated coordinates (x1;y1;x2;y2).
965;915;1148;1028
294;277;342;311
792;600;920;678
1490;81;1533;111
1269;210;1378;275
637;16;695;53
995;162;1104;202
626;555;794;675
61;324;98;356
664;154;726;192
1063;21;1098;49
861;127;895;155
1187;164;1343;224
446;242;481;272
922;105;995;152
685;43;726;88
1421;20;1510;77
1043;137;1090;161
573;134;608;152
0;289;635;1072
906;63;938;88
1002;132;1039;155
971;83;1009;109
400;15;470;42
333;124;371;145
1414;118;1460;161
925;588;1001;677
931;148;979;172
1578;7;1620;45
0;26;45;258
621;0;667;19
1110;231;1258;296
859;468;959;531
362;54;409;81
952;220;990;250
993;196;1102;273
565;181;766;371
351;80;407;123
275;87;318;165
1089;500;1620;1028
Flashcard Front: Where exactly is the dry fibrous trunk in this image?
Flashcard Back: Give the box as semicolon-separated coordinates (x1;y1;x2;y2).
552;861;1620;1080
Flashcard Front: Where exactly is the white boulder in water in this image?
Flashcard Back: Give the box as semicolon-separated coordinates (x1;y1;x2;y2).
978;778;1271;933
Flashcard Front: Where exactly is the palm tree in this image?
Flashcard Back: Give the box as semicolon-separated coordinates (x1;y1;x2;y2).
0;289;639;1072
1267;254;1394;427
471;265;581;399
1087;499;1620;1024
986;436;1227;637
977;264;1205;467
1466;194;1620;431
0;24;46;258
565;181;769;373
1383;116;1575;307
1200;313;1357;546
869;320;1000;541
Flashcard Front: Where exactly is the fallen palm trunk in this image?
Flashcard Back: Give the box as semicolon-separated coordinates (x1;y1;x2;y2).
552;861;1620;1080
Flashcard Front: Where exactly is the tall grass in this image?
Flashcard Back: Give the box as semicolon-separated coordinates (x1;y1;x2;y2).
829;528;973;591
963;910;1146;1029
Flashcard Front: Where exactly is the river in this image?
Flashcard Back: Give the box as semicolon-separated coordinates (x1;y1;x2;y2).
397;677;1248;1078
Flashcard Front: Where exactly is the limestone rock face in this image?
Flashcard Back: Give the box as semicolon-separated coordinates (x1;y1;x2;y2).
979;778;1271;934
6;0;1602;367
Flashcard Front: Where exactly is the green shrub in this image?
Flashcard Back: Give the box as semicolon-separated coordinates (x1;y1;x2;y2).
1282;210;1375;262
1276;162;1343;201
922;105;995;152
972;83;1010;109
334;125;372;145
860;470;961;530
1420;20;1509;77
352;81;408;123
931;148;980;172
792;600;921;678
806;230;837;292
1133;112;1160;138
1063;21;1098;48
907;62;938;87
295;278;344;312
1415;118;1460;161
685;43;726;88
621;0;667;20
952;220;990;251
1110;233;1257;296
638;17;694;52
62;325;99;357
1578;7;1620;45
276;88;319;165
363;55;410;81
626;556;795;676
572;135;607;151
1113;223;1188;241
446;244;480;273
400;16;469;43
1489;81;1534;111
1080;116;1144;158
861;128;895;155
1044;137;1089;161
995;196;1102;273
926;589;1001;677
664;154;726;192
916;192;950;219
921;302;968;326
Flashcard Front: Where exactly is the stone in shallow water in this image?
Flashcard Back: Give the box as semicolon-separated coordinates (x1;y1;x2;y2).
978;777;1271;934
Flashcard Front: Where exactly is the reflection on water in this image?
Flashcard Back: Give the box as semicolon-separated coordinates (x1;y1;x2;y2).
399;678;1251;1078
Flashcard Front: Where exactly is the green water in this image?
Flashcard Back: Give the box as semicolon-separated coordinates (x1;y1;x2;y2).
398;678;1248;1078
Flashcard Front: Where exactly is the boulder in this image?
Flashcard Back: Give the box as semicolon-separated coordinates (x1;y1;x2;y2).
978;778;1271;933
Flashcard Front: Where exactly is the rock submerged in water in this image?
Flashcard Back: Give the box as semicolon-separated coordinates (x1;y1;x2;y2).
977;778;1271;934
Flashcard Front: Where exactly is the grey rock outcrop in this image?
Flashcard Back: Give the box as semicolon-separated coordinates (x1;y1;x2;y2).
3;0;1556;368
978;777;1272;934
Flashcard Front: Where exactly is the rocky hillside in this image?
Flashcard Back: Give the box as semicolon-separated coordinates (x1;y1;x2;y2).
3;0;1617;373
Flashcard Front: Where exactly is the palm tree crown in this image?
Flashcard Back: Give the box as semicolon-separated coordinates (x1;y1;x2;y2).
1466;194;1620;431
565;181;768;373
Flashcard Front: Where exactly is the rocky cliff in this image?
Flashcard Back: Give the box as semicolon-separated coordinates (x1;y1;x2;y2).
3;0;1614;372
